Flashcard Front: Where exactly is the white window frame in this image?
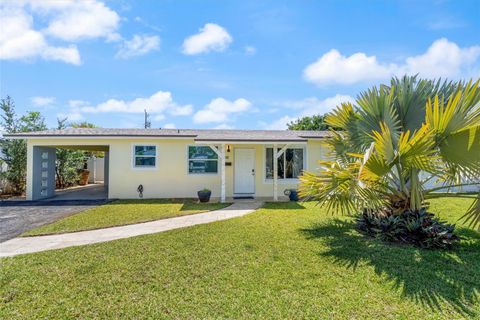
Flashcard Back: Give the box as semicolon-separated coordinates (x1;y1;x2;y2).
263;145;307;183
186;145;219;175
132;144;158;170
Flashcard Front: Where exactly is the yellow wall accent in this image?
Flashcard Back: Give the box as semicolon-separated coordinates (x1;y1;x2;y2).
26;138;326;200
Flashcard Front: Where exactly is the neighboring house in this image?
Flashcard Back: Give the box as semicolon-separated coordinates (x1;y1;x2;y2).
4;128;330;201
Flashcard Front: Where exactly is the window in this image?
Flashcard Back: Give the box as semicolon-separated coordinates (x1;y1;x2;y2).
265;147;304;179
188;146;218;174
133;145;156;168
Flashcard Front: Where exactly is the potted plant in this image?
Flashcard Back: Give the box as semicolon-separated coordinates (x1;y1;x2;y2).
78;162;90;185
284;189;299;201
197;188;212;203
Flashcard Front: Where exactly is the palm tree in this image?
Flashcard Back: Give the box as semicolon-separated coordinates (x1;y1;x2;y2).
299;76;480;231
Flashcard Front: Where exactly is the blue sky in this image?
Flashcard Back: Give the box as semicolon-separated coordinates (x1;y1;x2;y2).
1;0;479;130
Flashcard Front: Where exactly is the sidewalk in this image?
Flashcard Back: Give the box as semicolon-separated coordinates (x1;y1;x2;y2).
0;201;263;257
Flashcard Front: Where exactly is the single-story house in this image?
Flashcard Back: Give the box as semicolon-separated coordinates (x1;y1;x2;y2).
5;128;330;202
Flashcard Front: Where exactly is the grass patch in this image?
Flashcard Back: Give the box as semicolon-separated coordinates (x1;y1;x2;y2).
22;199;230;236
1;197;479;318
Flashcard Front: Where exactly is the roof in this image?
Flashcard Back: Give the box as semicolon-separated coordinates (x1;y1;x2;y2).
3;128;331;142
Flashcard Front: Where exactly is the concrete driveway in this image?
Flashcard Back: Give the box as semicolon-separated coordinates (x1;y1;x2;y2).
52;184;107;200
0;200;108;243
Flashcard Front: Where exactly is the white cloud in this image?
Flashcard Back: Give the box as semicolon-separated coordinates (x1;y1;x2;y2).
265;94;354;130
262;116;296;130
80;91;192;118
56;99;88;121
31;96;55;106
244;46;256;55
193;98;251;124
34;0;120;41
182;23;232;55
304;49;395;86
163;123;176;129
304;38;480;86
57;93;191;123
0;6;81;64
115;34;160;59
280;94;355;117
403;38;480;78
0;0;121;64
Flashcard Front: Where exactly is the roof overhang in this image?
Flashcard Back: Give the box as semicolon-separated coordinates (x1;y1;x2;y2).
2;135;196;140
194;140;308;145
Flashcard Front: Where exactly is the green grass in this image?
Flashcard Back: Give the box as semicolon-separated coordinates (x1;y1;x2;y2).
1;197;479;319
22;199;230;236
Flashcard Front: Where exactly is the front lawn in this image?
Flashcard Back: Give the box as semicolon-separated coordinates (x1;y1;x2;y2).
1;197;479;319
22;199;229;236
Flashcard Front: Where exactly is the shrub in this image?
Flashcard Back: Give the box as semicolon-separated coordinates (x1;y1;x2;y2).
356;208;460;249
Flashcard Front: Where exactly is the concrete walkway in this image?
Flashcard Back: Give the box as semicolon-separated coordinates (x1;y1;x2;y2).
0;201;263;258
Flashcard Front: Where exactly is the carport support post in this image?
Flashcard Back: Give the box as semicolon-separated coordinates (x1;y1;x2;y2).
273;144;278;201
220;144;226;203
209;144;226;203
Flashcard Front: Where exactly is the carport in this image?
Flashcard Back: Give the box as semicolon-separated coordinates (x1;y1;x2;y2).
28;144;109;201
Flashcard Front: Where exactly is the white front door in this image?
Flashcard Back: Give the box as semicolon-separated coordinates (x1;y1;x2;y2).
234;148;255;194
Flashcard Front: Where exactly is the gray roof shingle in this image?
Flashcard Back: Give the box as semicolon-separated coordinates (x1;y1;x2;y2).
4;128;330;141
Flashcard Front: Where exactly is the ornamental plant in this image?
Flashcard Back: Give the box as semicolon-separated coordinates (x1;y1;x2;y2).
299;76;480;247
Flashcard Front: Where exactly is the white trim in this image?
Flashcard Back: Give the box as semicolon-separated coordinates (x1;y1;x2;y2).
13;136;195;140
186;145;220;176
263;144;307;183
263;178;301;184
220;144;226;203
131;143;158;170
233;147;256;196
273;144;278;200
195;141;307;145
207;144;224;160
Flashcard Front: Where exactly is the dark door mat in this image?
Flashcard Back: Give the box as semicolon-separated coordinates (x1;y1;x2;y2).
233;196;254;199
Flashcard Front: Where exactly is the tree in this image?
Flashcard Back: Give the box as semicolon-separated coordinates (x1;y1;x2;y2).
299;76;480;244
55;118;85;188
287;115;337;131
0;97;47;194
70;121;97;128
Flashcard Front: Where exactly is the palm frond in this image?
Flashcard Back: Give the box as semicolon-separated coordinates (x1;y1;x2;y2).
460;193;480;230
389;75;447;132
426;80;480;139
397;124;440;174
437;126;480;178
299;161;387;215
325;102;366;151
356;85;401;141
